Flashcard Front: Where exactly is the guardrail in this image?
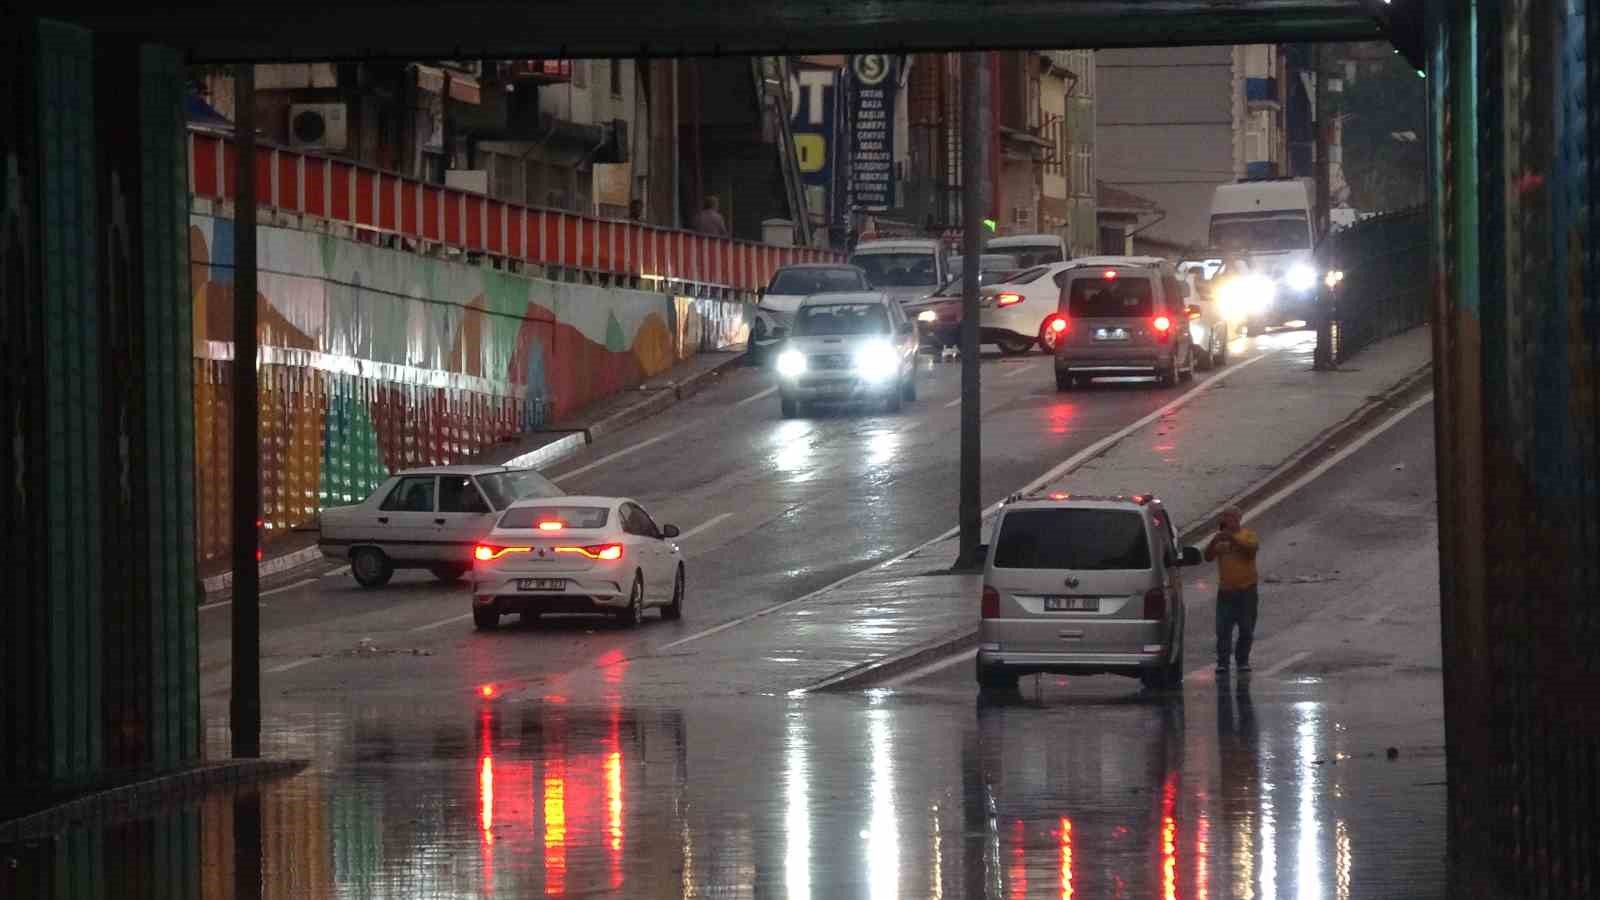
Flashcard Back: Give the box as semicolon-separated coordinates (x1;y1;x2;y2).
187;130;841;296
1317;205;1429;364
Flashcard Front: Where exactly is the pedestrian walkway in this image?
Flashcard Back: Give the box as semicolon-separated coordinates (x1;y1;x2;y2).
611;327;1433;698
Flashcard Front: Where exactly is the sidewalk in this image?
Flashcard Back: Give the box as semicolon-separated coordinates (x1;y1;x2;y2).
631;327;1433;696
201;348;747;594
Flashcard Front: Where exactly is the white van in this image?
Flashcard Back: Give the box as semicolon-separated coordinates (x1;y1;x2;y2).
848;238;948;308
985;233;1070;268
1208;179;1319;325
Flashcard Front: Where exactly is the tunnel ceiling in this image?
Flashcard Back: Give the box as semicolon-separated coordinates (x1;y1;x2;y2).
27;0;1394;62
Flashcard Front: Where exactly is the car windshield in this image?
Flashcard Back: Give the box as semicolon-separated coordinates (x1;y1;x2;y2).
993;508;1152;570
766;267;868;295
499;505;610;530
476;470;563;510
949;256;1020;280
934;269;1017;296
1209;215;1311;252
993;245;1065;267
851;252;939;287
795;303;890;336
1066;275;1156;318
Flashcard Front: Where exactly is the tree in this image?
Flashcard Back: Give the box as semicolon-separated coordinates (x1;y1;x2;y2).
1338;50;1428;212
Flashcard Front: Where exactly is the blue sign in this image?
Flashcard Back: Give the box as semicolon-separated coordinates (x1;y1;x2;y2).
789;61;840;223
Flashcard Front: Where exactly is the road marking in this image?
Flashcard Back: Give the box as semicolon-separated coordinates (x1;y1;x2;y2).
1237;393;1434;524
943;395;964;408
198;598;232;612
734;386;779;408
675;512;734;542
411;612;474;633
324;566;351;579
264;657;321;675
1000;363;1035;378
1259;650;1312;677
553;427;683;483
262;578;316;599
659;349;1278;653
878;647;977;687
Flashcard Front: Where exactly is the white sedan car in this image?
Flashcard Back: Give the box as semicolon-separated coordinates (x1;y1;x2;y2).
468;496;685;630
319;465;563;588
976;262;1077;355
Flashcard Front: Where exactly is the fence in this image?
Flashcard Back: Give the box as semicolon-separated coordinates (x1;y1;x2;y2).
1316;206;1430;364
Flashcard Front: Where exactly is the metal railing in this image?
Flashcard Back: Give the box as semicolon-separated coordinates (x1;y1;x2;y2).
1316;205;1429;364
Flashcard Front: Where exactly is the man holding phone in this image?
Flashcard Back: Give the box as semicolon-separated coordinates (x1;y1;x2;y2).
1205;505;1261;676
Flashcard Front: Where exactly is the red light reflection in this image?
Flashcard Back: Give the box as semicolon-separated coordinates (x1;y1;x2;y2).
1010;819;1027;897
544;761;567;895
1162;777;1178;900
481;684;497;699
1059;817;1074;899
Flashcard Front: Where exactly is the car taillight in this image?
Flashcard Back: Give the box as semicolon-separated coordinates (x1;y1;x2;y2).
982;586;1000;619
474;545;530;562
1050;317;1070;333
996;292;1024;307
1143;587;1166;619
1152;315;1173;342
537;521;564;531
556;543;624;561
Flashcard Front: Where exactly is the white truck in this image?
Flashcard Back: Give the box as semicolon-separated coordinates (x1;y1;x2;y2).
1208;178;1320;330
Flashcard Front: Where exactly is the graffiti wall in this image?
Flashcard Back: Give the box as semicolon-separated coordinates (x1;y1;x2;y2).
190;214;678;562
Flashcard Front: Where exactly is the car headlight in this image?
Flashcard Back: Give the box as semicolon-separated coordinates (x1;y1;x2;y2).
1324;269;1345;289
775;350;808;378
1216;275;1275;321
853;341;900;382
1285;263;1317;292
917;310;937;323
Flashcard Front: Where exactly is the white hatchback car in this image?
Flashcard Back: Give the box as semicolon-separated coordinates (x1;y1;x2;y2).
319;465;563;588
468;496;685;630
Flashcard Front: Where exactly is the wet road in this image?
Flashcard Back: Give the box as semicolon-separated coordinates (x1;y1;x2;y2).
3;372;1448;899
196;333;1312;702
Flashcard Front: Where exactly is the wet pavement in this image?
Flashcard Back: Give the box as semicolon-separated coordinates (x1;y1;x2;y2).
4;359;1447;898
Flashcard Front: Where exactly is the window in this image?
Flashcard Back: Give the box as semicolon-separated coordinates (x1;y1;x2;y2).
851;253;939;287
380;476;436;513
993;509;1152;571
767;267;870;295
476;470;563;510
620;503;659;538
573;60;588;88
500;506;610;530
1066;275;1156;318
610;60;623;97
795;303;891;336
438;476;491;514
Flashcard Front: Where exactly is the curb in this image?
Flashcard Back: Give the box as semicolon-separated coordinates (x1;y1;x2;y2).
808;358;1435;693
498;430;587;470
203;545;324;595
0;758;309;842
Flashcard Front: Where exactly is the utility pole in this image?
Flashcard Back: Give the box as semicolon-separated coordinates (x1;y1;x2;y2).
231;63;261;758
956;52;987;569
1312;44;1336;370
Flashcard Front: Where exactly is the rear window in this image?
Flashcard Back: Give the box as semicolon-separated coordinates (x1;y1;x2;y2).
796;303;890;336
477;470;563;510
992;509;1152;570
767;267;868;295
1065;275;1155;318
499;506;610;530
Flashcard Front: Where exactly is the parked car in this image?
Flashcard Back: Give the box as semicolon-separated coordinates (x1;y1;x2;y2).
319;465;563;588
976;262;1077;355
906;261;1024;351
772;291;920;417
976;492;1203;692
1050;256;1200;389
848;237;949;309
749;264;872;365
468;496;685;630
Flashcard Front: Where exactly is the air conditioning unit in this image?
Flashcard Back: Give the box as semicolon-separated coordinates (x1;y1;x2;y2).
445;169;490;195
289;103;348;152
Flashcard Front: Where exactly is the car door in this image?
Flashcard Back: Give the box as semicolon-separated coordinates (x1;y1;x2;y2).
621;502;668;601
435;475;496;564
1160;272;1196;364
375;475;438;561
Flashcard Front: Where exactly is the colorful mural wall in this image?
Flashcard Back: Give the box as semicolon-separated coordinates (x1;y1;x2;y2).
190;213;681;563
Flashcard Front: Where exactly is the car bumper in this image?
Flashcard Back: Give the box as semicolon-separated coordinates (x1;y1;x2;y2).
781;374;901;400
472;577;628;614
1054;352;1176;375
977;648;1169;676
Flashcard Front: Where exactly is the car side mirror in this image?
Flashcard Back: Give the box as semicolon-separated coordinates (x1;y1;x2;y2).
661;524;681;539
1181;546;1203;567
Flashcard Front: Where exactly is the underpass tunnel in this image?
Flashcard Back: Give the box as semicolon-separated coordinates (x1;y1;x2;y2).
1;1;1594;894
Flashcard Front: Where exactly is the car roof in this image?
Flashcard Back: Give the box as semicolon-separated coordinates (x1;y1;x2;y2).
1001;492;1165;511
772;262;866;272
851;239;941;252
797;290;889;307
987;233;1062;244
502;494;625;510
1065;255;1169;269
394;464;537;477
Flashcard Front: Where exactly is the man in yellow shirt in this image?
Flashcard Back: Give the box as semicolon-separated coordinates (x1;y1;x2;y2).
1205;505;1261;675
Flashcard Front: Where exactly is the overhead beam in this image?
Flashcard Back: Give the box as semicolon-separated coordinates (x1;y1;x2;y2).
27;1;1390;62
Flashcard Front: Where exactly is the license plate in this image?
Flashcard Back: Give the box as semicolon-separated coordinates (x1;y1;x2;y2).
1093;328;1129;341
517;578;565;592
817;383;852;396
1044;596;1098;612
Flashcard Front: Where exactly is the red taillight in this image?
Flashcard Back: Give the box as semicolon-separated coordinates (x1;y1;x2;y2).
1143;587;1166;619
1102;269;1118;280
996;292;1024;307
556;543;624;561
537;521;564;531
982;586;1000;619
474;545;531;562
1051;317;1070;333
1153;315;1172;333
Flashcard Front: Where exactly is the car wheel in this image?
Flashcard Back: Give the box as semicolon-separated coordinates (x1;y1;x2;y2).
473;607;500;630
430;564;468;583
1196;341;1215;371
747;320;768;365
351;547;394;588
885;382;904;413
662;564;685;620
1142;644;1184;691
998;336;1034;356
615;572;645;628
902;375;917;403
1180;350;1196;382
781;394;800;419
1156;361;1177;387
976;660;1018;693
1055;368;1074;391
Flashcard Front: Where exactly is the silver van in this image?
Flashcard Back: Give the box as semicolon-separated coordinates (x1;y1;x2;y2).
976;493;1203;692
1052;256;1200;388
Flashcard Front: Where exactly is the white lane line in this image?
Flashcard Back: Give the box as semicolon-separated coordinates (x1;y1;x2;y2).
659;349;1278;653
553;428;683;483
262;578;317;599
264;657;322;675
1239;393;1434;524
675;512;734;542
324;566;351;579
1000;364;1035;378
733;386;779;408
198;598;232;612
943;395;964;408
1259;650;1313;678
878;647;978;688
411;612;474;633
